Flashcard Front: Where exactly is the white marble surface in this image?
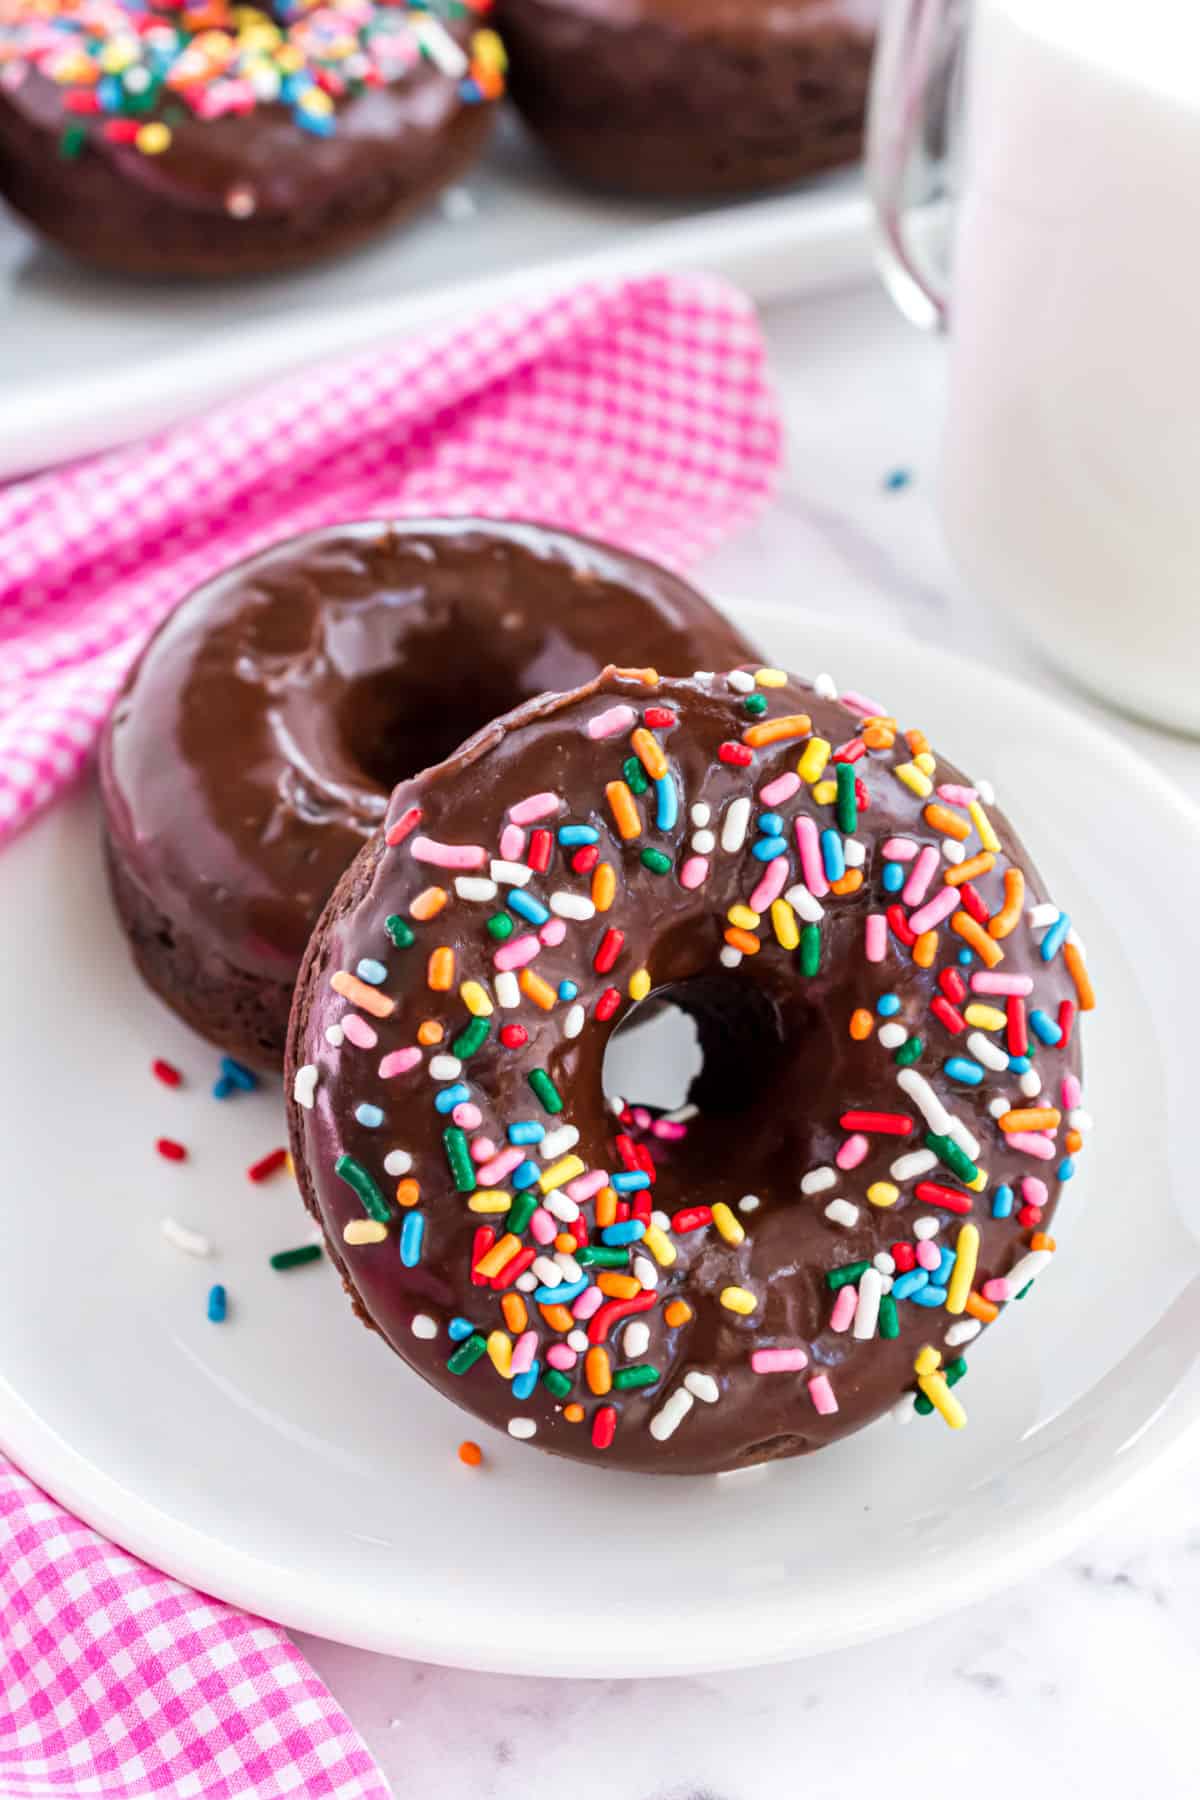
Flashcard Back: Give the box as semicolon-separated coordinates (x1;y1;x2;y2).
297;281;1200;1798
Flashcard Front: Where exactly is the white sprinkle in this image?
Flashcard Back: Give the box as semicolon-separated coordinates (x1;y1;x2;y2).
1067;927;1088;957
721;796;752;852
413;14;468;75
978;778;995;805
727;669;755;693
843;838;866;868
384;1149;413;1177
495;971;520;1008
623;1320;651;1359
411;1313;438;1340
292;1064;318;1109
943;840;965;864
491;859;532;887
968;1030;1009;1072
507;1418;537;1440
161;1217;210;1257
878;1022;907;1049
913;1215;940;1240
454;876;497;902
325;1024;345;1047
853;1268;883;1339
988;1095;1012;1119
880;1273;894;1294
531;1256;561;1287
543;1192;580;1223
738;1193;761;1213
1019;1067;1043;1098
691;829;716;854
784;882;825;923
439;184;475;223
1069;1108;1094;1133
664;1104;699;1123
650;1209;672;1230
720;946;744;969
814;672;837;698
608;1094;625;1115
1007;1249;1054;1290
429;1054;462;1081
825;1198;860;1229
1028;901;1059;929
897;1068;953;1135
515;1271;538;1292
691;802;711;827
947;1116;981;1160
693;671;714;685
550;891;595;921
874;1252;896;1275
801;1167;836;1195
650;1388;694;1440
567;1329;589;1353
945;1319;982;1347
684;1370;720;1404
633;1255;658;1290
555;1251;582;1283
540;1126;579;1159
891;1148;937;1181
892;1393;918;1424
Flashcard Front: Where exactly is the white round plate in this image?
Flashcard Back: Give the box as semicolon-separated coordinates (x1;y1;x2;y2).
2;609;1198;1675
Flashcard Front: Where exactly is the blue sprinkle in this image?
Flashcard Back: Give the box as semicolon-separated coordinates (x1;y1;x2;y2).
448;1317;474;1342
758;812;784;837
508;1120;544;1145
1008;1055;1031;1074
655;777;679;832
355;1103;384;1129
558;980;578;1001
434;1083;471;1114
945;1056;984;1086
877;993;901;1018
1029;1009;1063;1046
891;1269;929;1301
508;889;550;926
910;1285;949;1307
212;1076;234;1100
355;958;388;986
98;74;122;110
752;835;788;862
610;1170;650;1192
294;108;335;136
933;1247;957;1284
512;1160;540;1191
957;948;974;966
1040;911;1071;962
882;863;905;893
558;825;599;846
220;1056;258;1092
512;1362;540;1401
1058;1156;1076;1181
207;1283;227;1323
883;467;913;491
992;1183;1015;1219
532;1276;588;1306
820;829;846;882
458;74;483;102
400;1211;425;1268
601;1221;646;1246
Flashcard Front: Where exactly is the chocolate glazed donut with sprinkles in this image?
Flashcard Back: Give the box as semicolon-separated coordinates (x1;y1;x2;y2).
285;664;1093;1474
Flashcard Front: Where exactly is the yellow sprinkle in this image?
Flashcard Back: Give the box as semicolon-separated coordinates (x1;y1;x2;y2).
913;1344;942;1377
770;898;799;950
867;1181;899;1208
474;1232;520;1278
969;799;1001;853
711;1202;745;1245
812;779;837;805
539;1155;584;1194
726;903;760;930
343;1218;388;1245
719;1285;757;1315
298;85;333;114
592;862;616;912
471;25;507;70
963;1003;1007;1030
629;968;651;1002
967;1168;988;1192
518;968;557;1011
946;1223;980;1315
459;980;493;1018
136;121;171;155
894;761;933;798
100;41;135;71
642;1224;676;1267
755;667;787;687
486;1330;513;1379
467;1190;512;1214
797;737;831;783
914;750;937;776
918;1372;968;1428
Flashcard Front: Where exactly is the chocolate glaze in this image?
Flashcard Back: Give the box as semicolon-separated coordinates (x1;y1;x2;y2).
286;666;1085;1475
100;521;760;1061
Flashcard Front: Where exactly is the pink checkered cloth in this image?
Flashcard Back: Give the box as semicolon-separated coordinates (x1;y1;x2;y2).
0;271;780;845
0;273;780;1792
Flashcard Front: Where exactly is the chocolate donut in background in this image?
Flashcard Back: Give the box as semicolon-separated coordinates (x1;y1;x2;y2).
99;520;762;1067
494;0;880;199
0;0;503;277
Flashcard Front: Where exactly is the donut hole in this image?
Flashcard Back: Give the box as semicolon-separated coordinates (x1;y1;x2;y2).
602;973;786;1119
336;667;522;793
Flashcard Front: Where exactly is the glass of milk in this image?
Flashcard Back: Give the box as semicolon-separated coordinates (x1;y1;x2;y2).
868;0;1200;731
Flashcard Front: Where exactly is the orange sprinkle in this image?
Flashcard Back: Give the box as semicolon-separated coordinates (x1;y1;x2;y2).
905;728;931;756
951;911;1003;967
1065;1129;1083;1155
965;1291;999;1324
519;968;557;1010
913;929;939;969
474;1232;521;1278
564;1403;585;1423
1064;942;1096;1011
553;1232;578;1254
329;970;395;1019
592;861;616;912
416;1019;443;1046
850;1007;874;1040
501;1292;528;1334
631;726;668;781
1030;1233;1058;1253
724;926;760;955
998;1107;1061;1133
924;802;970;841
427;946;455;991
585;1347;613;1395
409;886;447;921
664;1299;693;1328
742;712;812;749
539;1303;575;1333
597;1272;641;1300
395;1178;420;1208
606;779;641;840
831;869;863;897
988;867;1025;938
458;1440;483;1468
862;722;895;750
945;851;996;887
613;665;659;685
595;1184;618;1229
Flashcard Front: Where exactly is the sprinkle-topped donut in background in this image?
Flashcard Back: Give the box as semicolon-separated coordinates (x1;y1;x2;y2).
286;663;1094;1475
98;520;761;1068
0;0;503;275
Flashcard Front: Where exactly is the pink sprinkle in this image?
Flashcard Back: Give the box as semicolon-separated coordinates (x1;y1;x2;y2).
680;855;709;889
916;1240;941;1271
1022;1176;1049;1206
750;855;789;913
452;1103;482;1130
971;972;1034;995
510;791;560;826
631;1107;652;1128
751;1347;808;1373
572;1286;604;1320
982;1277;1011;1303
470;1137;497;1163
652;1119;688;1141
494;934;540;972
829;1286;857;1332
1007;1132;1056;1161
499;824;525;860
908;885;959;936
836;1133;869;1171
938;783;978;805
510;1331;538;1375
341;1014;378;1049
795;815;828;898
378;1047;420;1078
566;1169;607;1202
587;704;637;739
539;917;567;948
902;845;940;907
530;1208;557;1245
477;1145;524;1185
760;771;801;807
546;1343;577;1371
882;837;918;861
839;689;886;719
1062;1073;1082;1109
410;836;486;870
865;913;887;962
808;1374;839;1414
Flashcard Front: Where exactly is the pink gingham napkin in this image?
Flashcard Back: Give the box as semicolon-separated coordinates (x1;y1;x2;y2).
0;271;781;846
0;274;781;1792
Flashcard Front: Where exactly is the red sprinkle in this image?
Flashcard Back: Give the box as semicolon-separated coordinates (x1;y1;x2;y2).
593;927;624;973
247;1147;288;1184
499;1024;528;1048
591;1404;617;1450
490;1245;536;1291
152;1058;182;1088
959;882;991;925
527;828;552;873
672;1206;712;1233
614;1132;640;1171
839;1110;914;1136
103;118;140;142
643;707;676;729
1017;1204;1043;1229
64;90;100;113
891;1242;917;1273
855;777;870;812
594;986;621;1021
939;967;968;1004
588;1291;657;1344
156;1138;186;1162
470;1227;496;1285
833;737;865;763
913;1180;973;1215
634;1143;656;1182
930;995;966;1035
1057;998;1076;1047
632;1191;652;1223
385;804;422;848
887;903;917;948
571;1213;589;1248
718;741;753;767
1006;995;1028;1058
571;845;599;874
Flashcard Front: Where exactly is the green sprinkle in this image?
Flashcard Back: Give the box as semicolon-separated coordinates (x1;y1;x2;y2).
486;912;515;942
446;1332;487;1375
453;1016;490;1060
528;1068;563;1114
384;914;414;949
799;922;821;977
543;1368;573;1400
505;1191;537;1236
443;1126;475;1192
622;755;649;796
270;1244;322;1271
826;1259;871;1291
895;1034;924;1067
946;1356;968;1384
836;761;858;834
611;1364;660;1391
878;1292;899;1339
1016;1281;1034;1300
576;1246;630;1269
640;848;672;875
59;123;88;160
914;1391;934;1416
742;692;768;717
334;1152;391;1223
925;1131;979;1185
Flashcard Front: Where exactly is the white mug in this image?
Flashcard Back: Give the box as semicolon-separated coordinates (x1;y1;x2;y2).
868;0;1200;731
